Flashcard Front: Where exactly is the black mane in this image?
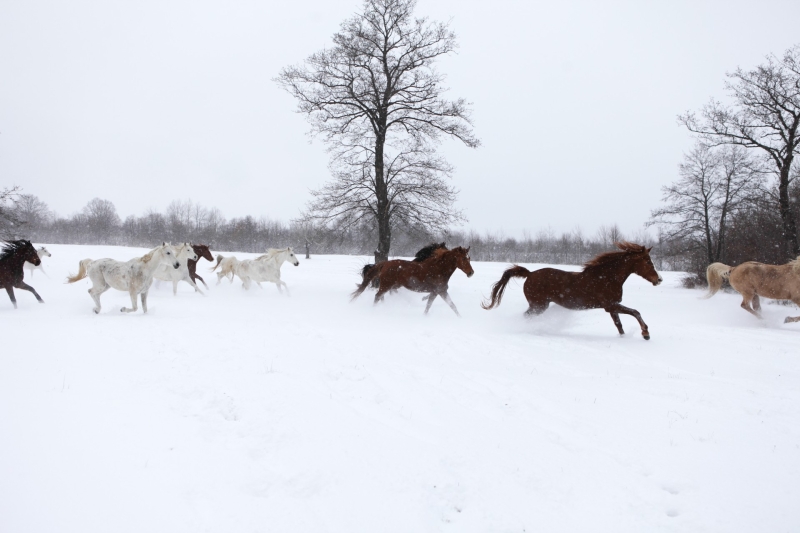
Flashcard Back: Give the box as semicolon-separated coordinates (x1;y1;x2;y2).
0;240;33;262
413;242;447;262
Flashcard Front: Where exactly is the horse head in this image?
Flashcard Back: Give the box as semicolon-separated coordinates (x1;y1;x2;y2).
453;246;474;278
38;246;52;258
192;244;214;262
176;243;198;263
158;242;180;269
631;245;662;286
19;240;41;266
287;247;300;266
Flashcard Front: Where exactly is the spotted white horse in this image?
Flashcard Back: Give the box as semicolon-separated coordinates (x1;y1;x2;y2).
24;246;52;277
212;248;300;292
66;243;182;314
152;242;201;295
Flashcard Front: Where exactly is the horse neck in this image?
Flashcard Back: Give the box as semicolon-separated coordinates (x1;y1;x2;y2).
2;250;29;269
588;254;637;285
431;250;459;276
141;248;167;275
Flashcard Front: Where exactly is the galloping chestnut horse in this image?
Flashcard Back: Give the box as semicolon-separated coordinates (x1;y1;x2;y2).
352;244;474;316
1;240;44;309
482;242;662;339
188;244;214;289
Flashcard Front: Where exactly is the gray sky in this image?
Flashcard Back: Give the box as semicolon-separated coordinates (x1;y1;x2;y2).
2;0;799;238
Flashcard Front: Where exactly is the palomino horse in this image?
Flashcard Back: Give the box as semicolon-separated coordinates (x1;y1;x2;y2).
212;248;300;291
482;242;662;339
66;243;181;314
352;244;474;316
187;244;214;289
24;246;52;277
705;258;800;323
152;243;200;295
1;240;44;309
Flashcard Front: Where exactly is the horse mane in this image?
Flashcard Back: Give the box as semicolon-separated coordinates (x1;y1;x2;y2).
790;256;800;273
413;242;447;262
141;246;160;263
583;241;648;271
0;240;32;261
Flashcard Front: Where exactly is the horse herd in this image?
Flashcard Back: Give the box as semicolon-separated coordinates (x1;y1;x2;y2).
2;239;800;338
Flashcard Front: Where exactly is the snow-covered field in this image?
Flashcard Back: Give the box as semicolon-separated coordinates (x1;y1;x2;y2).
2;244;799;533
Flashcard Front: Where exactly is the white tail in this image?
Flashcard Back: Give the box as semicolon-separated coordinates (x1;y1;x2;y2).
703;262;733;299
66;259;93;284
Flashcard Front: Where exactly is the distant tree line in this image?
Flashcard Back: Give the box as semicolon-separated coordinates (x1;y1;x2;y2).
6;193;667;267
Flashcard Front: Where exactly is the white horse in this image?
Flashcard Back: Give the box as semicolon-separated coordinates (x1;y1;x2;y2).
212;254;239;285
212;248;300;292
152;243;201;295
66;243;181;314
24;246;52;277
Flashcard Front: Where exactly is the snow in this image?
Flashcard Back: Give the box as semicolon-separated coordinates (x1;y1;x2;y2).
2;244;799;533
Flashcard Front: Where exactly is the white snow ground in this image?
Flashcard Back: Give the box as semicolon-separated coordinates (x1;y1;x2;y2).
1;244;799;533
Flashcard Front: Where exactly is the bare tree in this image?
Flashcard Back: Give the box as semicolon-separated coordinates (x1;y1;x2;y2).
83;198;121;243
0;186;23;238
13;194;52;234
679;44;800;257
277;0;478;262
648;142;760;265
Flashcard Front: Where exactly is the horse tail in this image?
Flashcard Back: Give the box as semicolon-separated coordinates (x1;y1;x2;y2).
210;254;224;272
66;259;93;284
703;262;733;299
351;263;381;301
482;265;531;310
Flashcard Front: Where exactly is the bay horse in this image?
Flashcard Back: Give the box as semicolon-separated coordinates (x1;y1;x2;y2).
66;243;180;314
1;240;44;309
705;258;800;323
187;244;214;289
352;244;474;316
482;242;662;339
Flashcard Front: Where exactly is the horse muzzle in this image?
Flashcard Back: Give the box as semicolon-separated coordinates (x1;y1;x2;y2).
173;261;180;269
653;276;663;286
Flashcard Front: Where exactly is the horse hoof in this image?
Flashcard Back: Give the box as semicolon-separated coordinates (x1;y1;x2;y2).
93;309;99;314
643;333;651;340
784;317;795;324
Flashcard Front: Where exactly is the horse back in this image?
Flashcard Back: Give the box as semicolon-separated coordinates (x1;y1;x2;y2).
524;267;622;309
729;262;799;300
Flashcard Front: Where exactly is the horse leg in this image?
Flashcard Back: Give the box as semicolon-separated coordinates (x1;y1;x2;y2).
738;289;762;319
141;290;149;313
424;293;438;314
783;297;800;323
194;273;209;289
172;280;179;296
607;303;650;340
216;272;223;285
608;311;625;335
14;280;44;303
88;282;108;314
5;286;17;309
121;289;139;313
752;294;762;312
524;302;548;317
439;291;461;317
374;288;389;305
188;276;204;295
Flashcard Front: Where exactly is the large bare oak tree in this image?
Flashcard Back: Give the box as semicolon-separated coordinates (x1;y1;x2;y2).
679;44;800;257
277;0;478;262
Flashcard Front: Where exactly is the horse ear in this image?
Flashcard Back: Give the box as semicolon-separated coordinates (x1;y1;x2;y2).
647;247;653;253
466;246;470;252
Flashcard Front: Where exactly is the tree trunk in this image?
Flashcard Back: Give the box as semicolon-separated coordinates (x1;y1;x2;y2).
373;131;391;263
778;159;799;258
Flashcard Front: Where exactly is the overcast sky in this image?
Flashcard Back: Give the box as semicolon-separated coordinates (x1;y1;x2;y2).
2;0;799;238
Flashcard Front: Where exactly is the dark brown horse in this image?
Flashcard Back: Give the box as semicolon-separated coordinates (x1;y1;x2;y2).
352;244;474;316
1;240;44;309
188;244;214;289
482;242;662;339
